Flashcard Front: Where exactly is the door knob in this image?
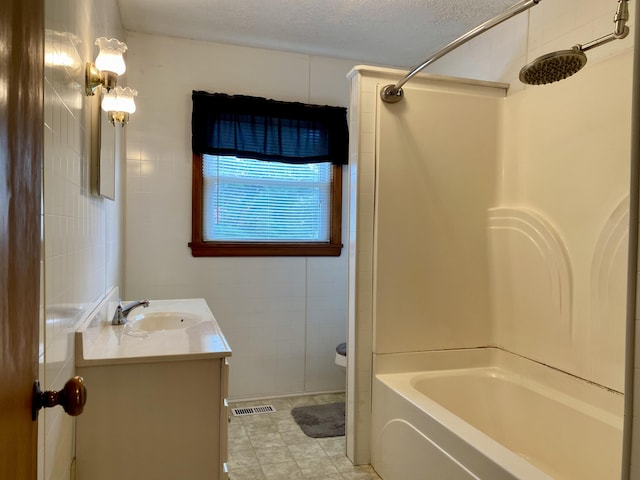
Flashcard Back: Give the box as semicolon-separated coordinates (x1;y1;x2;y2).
32;376;87;421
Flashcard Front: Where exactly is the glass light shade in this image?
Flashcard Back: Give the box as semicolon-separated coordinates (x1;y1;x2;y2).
94;37;127;75
101;87;138;114
101;90;119;112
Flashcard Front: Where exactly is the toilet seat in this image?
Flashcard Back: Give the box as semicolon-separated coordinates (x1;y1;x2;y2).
335;342;347;367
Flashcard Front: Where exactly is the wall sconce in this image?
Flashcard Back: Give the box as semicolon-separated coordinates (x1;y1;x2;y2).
85;37;127;96
101;87;138;126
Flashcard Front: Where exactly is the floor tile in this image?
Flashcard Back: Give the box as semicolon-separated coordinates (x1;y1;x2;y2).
227;465;266;479
228;435;252;451
280;429;318;446
243;421;279;436
317;437;346;455
227;393;381;480
262;397;295;410
249;432;286;449
311;393;346;404
289;395;321;407
340;465;381;479
227;448;259;469
305;475;343;480
255;445;295;465
261;461;305;479
227;422;247;438
288;442;327;462
296;457;340;477
274;416;301;432
340;473;383;480
329;454;356;472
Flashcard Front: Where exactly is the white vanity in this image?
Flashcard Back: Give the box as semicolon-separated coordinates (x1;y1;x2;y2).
75;298;231;480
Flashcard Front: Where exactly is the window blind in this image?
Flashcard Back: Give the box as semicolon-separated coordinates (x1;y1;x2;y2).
202;155;332;242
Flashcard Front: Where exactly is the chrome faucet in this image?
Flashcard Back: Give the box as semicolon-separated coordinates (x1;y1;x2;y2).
111;299;150;325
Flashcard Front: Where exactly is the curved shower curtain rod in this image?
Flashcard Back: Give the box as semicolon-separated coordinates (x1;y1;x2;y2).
380;0;542;104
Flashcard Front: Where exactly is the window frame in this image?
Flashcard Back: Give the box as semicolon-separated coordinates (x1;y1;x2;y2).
189;153;343;257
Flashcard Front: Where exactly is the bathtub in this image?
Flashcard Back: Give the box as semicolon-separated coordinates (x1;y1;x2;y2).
371;348;623;480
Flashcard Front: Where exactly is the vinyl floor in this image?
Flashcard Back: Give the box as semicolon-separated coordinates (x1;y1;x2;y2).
228;393;382;480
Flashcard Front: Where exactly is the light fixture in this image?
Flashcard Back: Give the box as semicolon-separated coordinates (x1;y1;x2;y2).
85;37;127;96
101;87;138;126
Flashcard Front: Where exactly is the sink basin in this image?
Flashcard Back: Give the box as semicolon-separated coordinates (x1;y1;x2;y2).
128;312;201;332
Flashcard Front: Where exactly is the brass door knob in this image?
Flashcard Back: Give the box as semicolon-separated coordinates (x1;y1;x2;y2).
32;376;87;420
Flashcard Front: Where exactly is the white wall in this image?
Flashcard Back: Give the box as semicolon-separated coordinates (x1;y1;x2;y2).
42;0;125;478
124;32;356;399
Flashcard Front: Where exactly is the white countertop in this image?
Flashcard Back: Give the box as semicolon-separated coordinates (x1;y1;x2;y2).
75;298;232;366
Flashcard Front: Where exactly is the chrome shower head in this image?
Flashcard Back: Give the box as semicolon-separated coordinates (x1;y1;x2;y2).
519;0;630;86
519;46;588;85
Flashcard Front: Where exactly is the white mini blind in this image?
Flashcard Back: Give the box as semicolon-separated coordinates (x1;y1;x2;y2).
202;155;332;242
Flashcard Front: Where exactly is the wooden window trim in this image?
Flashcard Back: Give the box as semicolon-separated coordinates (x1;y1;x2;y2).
189;154;343;257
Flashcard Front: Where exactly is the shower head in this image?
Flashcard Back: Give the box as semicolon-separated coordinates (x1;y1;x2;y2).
519;0;629;86
519;46;588;85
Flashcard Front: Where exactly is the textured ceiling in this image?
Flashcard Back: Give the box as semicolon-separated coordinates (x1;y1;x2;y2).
117;0;521;68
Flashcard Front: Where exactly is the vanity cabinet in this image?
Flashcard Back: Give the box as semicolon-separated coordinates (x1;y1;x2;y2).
75;298;231;480
76;357;229;479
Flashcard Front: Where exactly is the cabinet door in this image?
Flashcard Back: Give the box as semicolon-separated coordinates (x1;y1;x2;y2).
77;360;221;480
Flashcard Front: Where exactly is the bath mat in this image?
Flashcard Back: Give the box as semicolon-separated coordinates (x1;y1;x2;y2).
291;402;345;438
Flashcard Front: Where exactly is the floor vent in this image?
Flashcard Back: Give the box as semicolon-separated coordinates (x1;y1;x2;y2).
231;405;276;416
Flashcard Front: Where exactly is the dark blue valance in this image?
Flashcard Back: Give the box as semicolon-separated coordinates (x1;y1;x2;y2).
192;91;348;165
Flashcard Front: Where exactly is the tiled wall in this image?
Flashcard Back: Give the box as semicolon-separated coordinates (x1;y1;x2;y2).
123;32;356;400
346;70;375;465
42;0;124;478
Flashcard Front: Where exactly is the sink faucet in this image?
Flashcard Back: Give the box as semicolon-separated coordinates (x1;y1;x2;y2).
111;299;150;325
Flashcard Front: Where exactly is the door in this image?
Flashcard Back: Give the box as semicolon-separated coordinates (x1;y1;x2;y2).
0;0;44;478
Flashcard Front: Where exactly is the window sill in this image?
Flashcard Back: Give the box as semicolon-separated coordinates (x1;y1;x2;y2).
188;241;343;257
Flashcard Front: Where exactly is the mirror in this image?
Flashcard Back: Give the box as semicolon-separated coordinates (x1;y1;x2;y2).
98;108;116;200
90;91;116;200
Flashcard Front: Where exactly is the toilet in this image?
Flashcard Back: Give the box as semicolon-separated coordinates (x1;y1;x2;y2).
335;342;347;368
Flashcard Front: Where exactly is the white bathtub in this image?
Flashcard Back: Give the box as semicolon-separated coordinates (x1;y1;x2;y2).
371;348;623;480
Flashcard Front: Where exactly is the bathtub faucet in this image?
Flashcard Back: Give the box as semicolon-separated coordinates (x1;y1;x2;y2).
111;299;150;325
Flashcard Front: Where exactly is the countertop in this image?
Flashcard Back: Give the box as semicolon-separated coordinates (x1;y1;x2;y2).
75;298;232;366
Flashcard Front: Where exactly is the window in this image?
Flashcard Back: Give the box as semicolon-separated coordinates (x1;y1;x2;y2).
189;92;347;257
